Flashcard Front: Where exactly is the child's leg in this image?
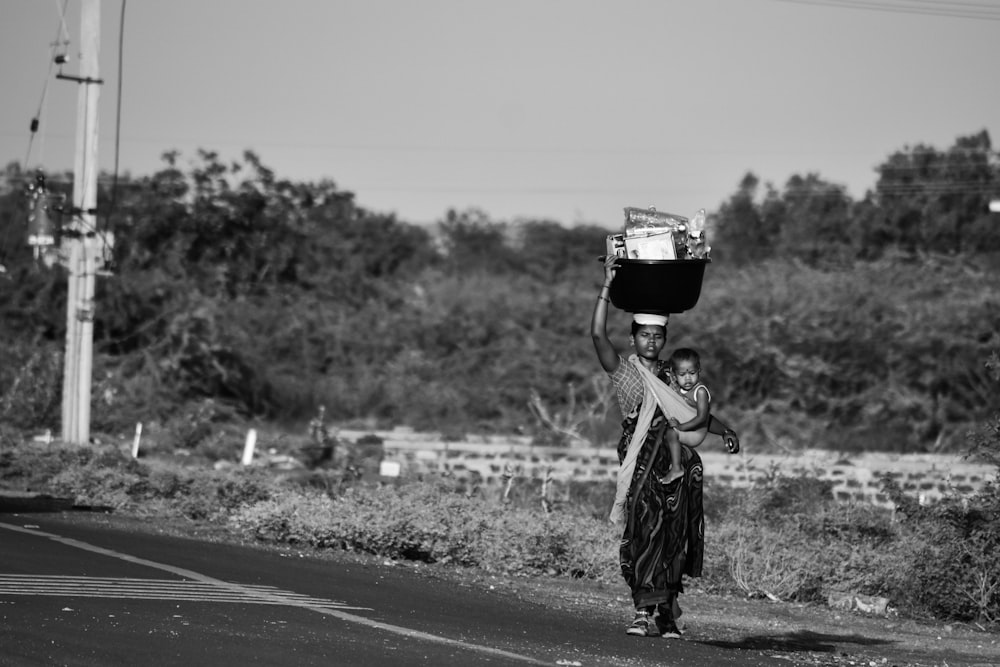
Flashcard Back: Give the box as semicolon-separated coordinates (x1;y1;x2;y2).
677;428;708;448
661;428;684;485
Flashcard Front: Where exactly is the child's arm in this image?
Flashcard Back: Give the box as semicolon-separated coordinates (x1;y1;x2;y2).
673;387;710;432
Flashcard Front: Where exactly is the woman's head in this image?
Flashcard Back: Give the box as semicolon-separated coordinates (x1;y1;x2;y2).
631;313;668;360
630;313;668;336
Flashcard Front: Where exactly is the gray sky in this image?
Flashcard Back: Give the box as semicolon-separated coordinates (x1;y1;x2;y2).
2;0;998;227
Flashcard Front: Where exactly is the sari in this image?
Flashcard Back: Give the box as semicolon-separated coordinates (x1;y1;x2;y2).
616;363;705;610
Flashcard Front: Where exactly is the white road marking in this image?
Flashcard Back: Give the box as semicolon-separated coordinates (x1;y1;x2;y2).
0;574;371;609
0;522;549;665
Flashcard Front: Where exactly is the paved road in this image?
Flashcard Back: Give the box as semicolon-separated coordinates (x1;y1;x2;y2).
0;512;776;666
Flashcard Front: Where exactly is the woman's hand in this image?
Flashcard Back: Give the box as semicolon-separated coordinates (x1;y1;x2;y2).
666;416;680;429
603;254;618;285
723;429;740;454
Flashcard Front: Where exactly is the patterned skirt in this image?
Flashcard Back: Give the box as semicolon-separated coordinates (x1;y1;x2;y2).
617;406;705;609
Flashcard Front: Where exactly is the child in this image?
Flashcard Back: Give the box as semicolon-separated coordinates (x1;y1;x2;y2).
660;348;711;485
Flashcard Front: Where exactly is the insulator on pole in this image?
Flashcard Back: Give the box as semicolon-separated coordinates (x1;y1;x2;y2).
27;174;57;248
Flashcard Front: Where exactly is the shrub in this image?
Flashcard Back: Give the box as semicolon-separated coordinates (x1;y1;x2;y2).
881;475;1000;623
729;471;836;527
716;521;826;601
45;448;149;509
707;472;901;603
0;344;62;430
966;351;1000;468
229;480;619;580
2;441;280;519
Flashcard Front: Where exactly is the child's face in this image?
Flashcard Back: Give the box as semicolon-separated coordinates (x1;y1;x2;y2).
672;359;700;391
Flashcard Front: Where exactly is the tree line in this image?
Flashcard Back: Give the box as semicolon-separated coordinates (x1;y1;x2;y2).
0;131;997;452
713;129;1000;264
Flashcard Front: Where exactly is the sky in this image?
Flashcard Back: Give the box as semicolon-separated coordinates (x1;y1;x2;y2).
2;0;998;229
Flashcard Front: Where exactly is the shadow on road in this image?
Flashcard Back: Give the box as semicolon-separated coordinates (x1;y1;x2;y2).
699;629;895;653
0;493;111;513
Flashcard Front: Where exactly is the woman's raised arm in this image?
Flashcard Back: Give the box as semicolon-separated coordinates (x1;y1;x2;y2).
591;256;620;373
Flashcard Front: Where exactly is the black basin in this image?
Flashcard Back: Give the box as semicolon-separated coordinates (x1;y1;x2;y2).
609;258;710;314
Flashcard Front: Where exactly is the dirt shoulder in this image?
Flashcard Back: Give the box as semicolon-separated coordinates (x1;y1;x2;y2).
7;508;1000;667
490;574;1000;667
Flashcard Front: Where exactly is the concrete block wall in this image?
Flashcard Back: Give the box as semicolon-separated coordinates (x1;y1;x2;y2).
339;428;997;508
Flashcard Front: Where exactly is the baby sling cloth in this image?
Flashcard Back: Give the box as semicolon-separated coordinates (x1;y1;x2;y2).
609;355;697;526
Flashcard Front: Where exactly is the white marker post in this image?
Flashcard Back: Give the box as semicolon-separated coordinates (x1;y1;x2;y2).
379;460;401;477
241;429;257;466
131;423;142;458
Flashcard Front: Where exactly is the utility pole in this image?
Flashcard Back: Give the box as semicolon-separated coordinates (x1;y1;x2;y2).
60;0;102;446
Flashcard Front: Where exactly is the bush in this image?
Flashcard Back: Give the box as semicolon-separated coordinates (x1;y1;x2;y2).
0;343;62;430
966;351;1000;468
883;476;1000;623
1;441;280;519
229;479;619;580
739;473;836;524
706;476;897;603
44;446;150;509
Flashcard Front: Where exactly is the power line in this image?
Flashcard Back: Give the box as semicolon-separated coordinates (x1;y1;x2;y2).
346;185;721;197
907;0;1000;10
772;0;1000;21
342;181;997;197
107;0;127;232
23;0;72;170
5;128;997;162
874;184;999;193
5;129;940;159
52;0;72;45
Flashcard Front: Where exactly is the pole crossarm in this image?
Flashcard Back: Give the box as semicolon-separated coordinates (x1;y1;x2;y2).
55;73;105;85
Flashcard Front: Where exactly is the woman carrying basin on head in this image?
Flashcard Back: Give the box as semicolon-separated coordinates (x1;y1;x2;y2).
591;255;739;638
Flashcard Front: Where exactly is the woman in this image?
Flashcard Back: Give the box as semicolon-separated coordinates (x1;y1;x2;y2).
591;255;739;638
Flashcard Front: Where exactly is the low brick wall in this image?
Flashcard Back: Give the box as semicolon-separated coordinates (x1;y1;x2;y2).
338;428;997;508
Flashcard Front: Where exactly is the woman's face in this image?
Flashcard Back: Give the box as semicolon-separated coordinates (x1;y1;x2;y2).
632;325;666;360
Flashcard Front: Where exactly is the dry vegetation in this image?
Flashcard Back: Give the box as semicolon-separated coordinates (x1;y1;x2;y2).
2;133;998;631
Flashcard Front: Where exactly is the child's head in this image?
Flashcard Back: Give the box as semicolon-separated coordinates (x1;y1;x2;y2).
669;348;702;389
